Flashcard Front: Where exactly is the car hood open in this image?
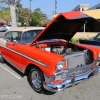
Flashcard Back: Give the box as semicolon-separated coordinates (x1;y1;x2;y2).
31;11;95;44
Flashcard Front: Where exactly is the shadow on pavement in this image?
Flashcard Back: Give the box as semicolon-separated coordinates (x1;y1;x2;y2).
4;61;24;77
3;61;56;95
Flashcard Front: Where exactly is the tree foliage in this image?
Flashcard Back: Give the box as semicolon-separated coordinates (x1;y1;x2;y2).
0;8;10;23
30;8;47;26
18;8;30;25
0;3;10;23
0;0;21;27
0;0;50;26
30;8;43;26
45;19;51;24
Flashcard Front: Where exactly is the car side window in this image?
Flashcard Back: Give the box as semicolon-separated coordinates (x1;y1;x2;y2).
11;32;21;42
22;30;42;43
94;34;100;41
5;31;21;42
5;32;12;41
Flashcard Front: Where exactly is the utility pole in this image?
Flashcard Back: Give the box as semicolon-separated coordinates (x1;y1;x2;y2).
30;0;32;23
54;0;57;14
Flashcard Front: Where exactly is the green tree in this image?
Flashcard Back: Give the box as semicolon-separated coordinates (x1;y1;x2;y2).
30;8;46;26
0;0;21;27
0;5;10;23
45;19;51;24
16;2;23;17
16;2;24;24
1;8;10;23
18;8;30;25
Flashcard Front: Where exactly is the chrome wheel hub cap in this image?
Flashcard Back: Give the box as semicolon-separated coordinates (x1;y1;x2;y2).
31;70;41;89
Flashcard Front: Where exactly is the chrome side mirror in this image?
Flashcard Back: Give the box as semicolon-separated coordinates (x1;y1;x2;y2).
13;40;18;44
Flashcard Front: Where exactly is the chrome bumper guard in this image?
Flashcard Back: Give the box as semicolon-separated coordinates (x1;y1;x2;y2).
43;61;100;92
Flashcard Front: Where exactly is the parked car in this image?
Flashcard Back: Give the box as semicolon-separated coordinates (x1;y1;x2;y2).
0;25;7;32
0;11;100;93
6;25;12;30
0;25;12;32
79;32;100;46
41;24;47;27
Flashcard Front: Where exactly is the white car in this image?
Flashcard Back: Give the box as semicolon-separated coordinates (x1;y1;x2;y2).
0;25;12;32
6;25;12;30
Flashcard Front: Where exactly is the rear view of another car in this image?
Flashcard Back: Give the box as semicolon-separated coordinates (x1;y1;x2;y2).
0;25;12;32
0;25;7;32
6;25;12;30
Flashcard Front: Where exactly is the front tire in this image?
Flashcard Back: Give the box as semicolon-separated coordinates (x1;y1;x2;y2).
28;67;44;93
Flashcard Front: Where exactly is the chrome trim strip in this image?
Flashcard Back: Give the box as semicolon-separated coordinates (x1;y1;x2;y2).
43;78;72;92
44;74;52;83
5;47;49;68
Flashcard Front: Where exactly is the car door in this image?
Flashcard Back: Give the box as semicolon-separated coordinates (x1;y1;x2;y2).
5;31;23;70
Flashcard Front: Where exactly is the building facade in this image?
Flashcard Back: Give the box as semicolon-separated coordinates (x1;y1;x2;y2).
72;4;100;32
53;3;100;32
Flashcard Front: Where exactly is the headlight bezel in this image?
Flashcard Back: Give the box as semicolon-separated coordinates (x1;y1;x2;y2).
56;60;65;71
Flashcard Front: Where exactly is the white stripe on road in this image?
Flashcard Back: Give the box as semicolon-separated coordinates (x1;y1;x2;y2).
0;64;22;80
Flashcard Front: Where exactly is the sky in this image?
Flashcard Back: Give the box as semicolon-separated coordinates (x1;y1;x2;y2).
20;0;100;19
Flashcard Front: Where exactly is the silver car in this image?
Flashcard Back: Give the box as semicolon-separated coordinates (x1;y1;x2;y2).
0;25;12;32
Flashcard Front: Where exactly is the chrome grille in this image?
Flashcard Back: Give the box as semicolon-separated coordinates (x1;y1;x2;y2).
67;62;95;76
65;52;85;69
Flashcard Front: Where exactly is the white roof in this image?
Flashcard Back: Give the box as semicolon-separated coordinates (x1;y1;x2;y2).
7;27;45;32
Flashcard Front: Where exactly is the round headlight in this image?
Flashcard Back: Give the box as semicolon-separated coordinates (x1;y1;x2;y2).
56;61;64;71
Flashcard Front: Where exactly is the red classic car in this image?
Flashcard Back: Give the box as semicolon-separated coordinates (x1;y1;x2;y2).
0;11;100;93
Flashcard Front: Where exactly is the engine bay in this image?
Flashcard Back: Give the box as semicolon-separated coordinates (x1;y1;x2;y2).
35;39;94;65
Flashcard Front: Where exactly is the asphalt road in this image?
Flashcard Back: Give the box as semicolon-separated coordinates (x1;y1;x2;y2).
0;32;100;100
0;32;6;37
0;62;100;100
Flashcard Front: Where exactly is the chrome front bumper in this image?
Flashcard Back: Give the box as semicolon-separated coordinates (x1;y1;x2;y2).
43;61;100;92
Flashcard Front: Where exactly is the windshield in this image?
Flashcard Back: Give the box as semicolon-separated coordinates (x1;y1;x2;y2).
22;30;43;43
93;33;100;41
